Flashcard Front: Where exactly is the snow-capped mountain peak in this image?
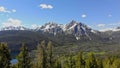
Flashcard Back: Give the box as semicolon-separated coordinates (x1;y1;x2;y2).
35;21;94;40
0;26;28;31
99;27;120;32
40;22;60;30
0;20;97;40
37;22;63;34
63;20;93;40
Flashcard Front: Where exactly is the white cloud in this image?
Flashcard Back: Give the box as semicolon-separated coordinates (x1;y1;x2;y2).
39;4;53;9
12;9;16;13
0;6;10;13
0;6;16;13
81;14;87;18
108;22;120;26
2;18;22;27
99;27;120;32
97;24;105;27
99;28;113;32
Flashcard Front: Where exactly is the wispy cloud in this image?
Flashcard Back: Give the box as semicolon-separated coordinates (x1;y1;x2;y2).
108;22;120;26
81;14;87;18
95;22;120;31
0;6;10;13
99;28;113;32
12;9;16;13
0;6;16;13
39;4;53;9
2;18;22;27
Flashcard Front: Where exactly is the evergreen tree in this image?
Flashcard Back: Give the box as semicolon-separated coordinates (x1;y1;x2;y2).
0;43;11;68
76;51;85;68
86;53;97;68
111;59;120;68
103;57;114;68
61;56;69;68
68;52;76;68
47;41;54;68
16;43;31;68
96;58;103;68
35;41;47;68
54;56;62;68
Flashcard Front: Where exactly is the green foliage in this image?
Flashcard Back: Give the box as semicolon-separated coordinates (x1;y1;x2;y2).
54;56;62;68
47;41;54;68
96;58;103;68
86;53;98;68
33;41;120;68
76;51;85;68
35;41;47;68
1;41;120;68
0;42;11;68
16;43;32;68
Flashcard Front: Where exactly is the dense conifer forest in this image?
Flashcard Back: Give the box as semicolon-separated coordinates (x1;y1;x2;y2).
0;41;120;68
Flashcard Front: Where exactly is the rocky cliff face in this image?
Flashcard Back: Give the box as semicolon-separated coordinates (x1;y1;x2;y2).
0;20;98;40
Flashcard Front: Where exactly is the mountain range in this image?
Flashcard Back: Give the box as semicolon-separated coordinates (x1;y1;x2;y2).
0;20;120;56
0;20;98;40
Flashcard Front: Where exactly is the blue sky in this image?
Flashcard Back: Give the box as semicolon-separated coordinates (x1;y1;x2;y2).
0;0;120;30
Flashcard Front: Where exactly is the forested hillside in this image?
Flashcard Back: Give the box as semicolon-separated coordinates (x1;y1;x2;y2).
1;30;120;58
0;42;120;68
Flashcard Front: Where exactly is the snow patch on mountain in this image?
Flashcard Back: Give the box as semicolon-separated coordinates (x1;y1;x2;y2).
99;27;120;32
0;20;99;40
0;26;28;31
